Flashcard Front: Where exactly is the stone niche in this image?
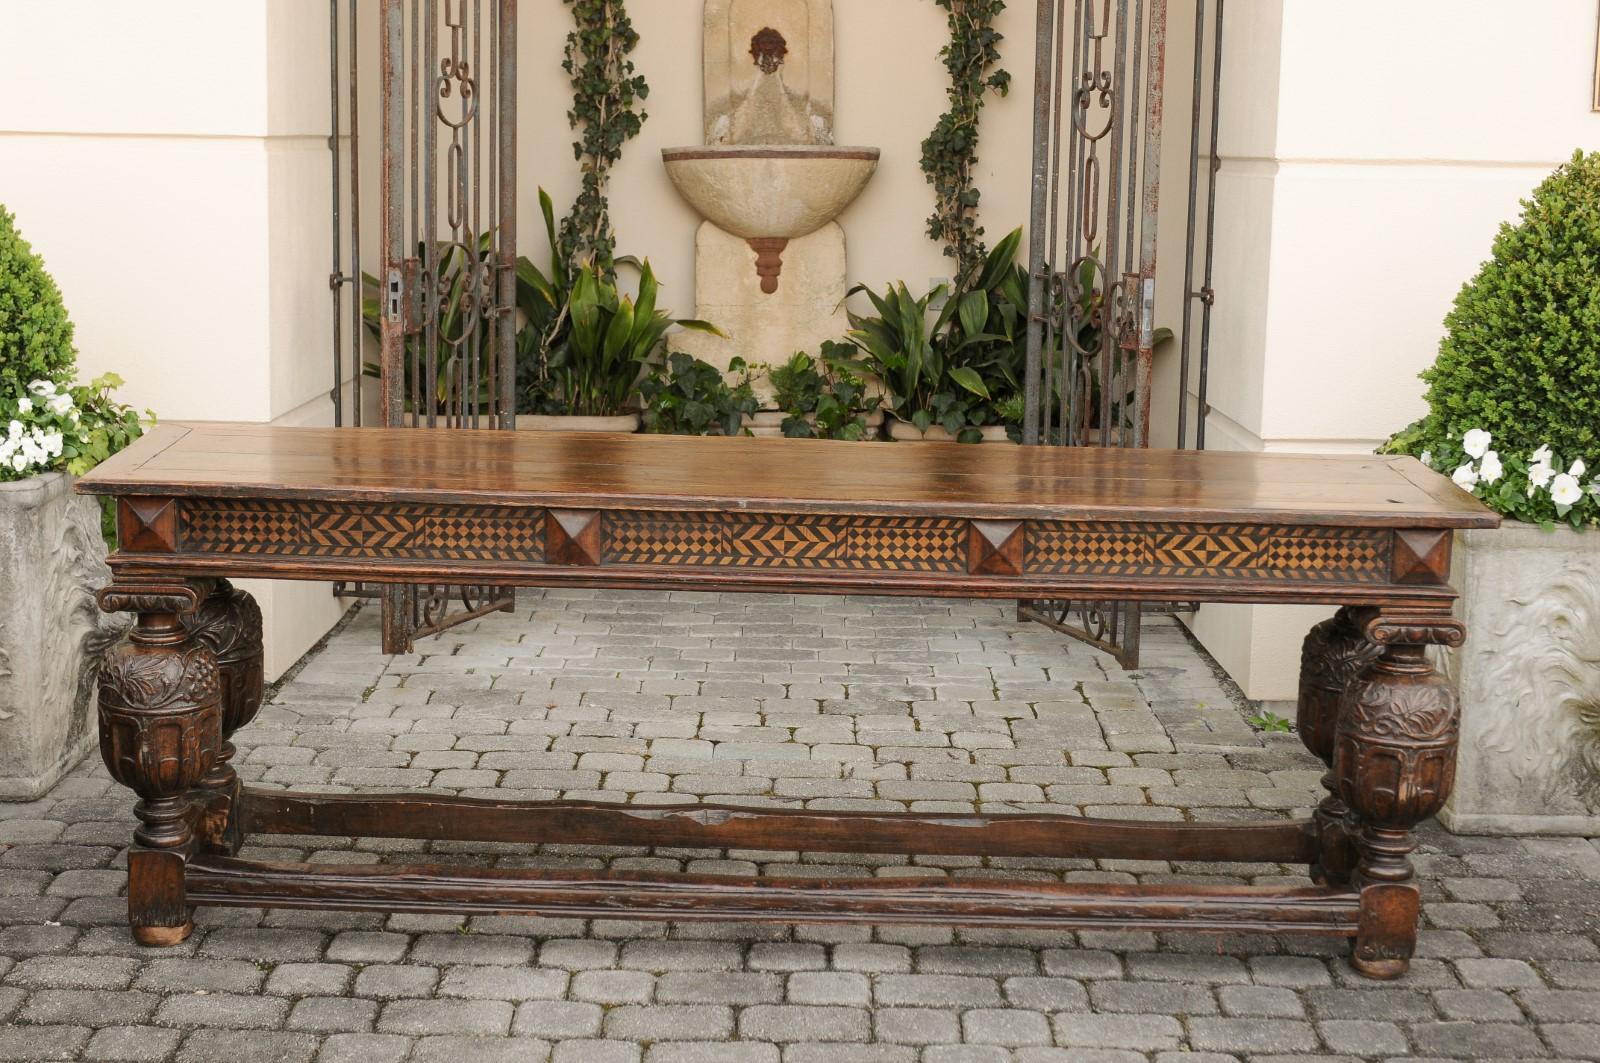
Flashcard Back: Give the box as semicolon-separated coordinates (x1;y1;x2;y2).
705;0;835;146
664;0;878;403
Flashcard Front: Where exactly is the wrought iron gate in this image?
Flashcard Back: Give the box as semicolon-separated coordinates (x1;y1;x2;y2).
329;0;520;653
1020;0;1223;668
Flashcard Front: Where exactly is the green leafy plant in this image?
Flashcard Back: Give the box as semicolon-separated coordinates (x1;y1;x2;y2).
769;349;882;441
0;205;76;394
640;352;758;436
1247;710;1293;734
831;228;1026;441
922;0;1011;276
1;374;151;542
559;0;649;276
553;261;720;418
1382;150;1600;529
517;189;577;414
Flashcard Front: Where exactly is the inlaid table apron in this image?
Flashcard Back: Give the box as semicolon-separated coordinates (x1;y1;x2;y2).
77;424;1498;979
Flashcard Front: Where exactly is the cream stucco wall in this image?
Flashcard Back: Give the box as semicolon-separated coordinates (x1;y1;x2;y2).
508;0;1039;317
0;0;349;679
1183;0;1600;702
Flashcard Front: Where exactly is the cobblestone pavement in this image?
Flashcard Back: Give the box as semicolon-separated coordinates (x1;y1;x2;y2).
2;589;1598;1063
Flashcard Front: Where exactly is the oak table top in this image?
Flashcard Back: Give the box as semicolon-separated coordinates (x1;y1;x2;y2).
80;423;1497;529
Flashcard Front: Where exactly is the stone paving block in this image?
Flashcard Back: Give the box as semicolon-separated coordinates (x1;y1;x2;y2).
1052;1013;1184;1051
83;1025;184;1063
313;1032;413;1063
174;1030;320;1063
377;998;514;1036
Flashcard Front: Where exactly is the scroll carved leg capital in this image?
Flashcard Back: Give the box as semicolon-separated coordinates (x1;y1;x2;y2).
1334;612;1462;978
186;579;264;855
97;579;223;946
1298;607;1382;886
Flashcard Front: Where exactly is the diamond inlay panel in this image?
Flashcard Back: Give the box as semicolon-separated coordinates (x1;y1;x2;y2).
1027;522;1388;582
604;513;967;572
181;500;546;562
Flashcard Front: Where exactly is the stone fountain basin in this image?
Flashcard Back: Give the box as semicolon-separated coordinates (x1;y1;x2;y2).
662;145;880;239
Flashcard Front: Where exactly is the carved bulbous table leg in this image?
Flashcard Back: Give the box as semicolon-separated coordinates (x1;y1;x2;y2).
1334;611;1464;980
1297;608;1382;886
97;582;222;946
186;580;264;855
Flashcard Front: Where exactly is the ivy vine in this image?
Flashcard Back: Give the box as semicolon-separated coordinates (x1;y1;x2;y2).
558;0;649;277
921;0;1010;279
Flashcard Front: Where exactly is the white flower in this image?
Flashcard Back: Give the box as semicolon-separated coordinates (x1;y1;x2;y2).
1419;450;1434;468
41;431;62;457
46;393;73;416
9;452;26;473
1463;428;1492;459
1529;458;1556;490
6;420;20;441
16;397;31;415
1571;459;1587;479
1479;450;1504;484
1532;444;1554;465
1451;463;1480;491
1552;473;1584;507
26;380;53;396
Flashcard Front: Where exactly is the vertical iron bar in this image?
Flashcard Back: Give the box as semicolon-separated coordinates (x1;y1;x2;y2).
424;0;439;429
1024;0;1059;446
1133;0;1165;451
380;0;410;653
349;0;363;427
410;0;421;428
1195;0;1224;451
329;0;344;427
497;0;518;429
1176;0;1205;449
470;0;483;430
1098;0;1129;447
1062;0;1084;446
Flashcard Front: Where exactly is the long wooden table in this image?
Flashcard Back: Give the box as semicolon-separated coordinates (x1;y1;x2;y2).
78;424;1497;979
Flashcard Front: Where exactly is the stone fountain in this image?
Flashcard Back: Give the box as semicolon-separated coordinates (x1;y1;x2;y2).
663;0;879;401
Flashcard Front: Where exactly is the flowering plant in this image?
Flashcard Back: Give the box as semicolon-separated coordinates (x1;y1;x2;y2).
0;374;149;484
1387;424;1599;530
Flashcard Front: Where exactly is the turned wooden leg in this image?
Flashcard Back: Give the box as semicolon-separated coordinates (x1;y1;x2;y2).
1335;610;1464;980
97;582;223;946
1297;607;1382;886
186;580;264;856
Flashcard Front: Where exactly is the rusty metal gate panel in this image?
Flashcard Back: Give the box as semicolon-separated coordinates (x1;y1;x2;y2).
1021;0;1223;669
330;0;519;653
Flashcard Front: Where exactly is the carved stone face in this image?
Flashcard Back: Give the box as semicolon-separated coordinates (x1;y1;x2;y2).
750;27;788;74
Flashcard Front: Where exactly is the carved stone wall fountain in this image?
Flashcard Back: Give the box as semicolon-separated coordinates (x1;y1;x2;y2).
663;0;878;401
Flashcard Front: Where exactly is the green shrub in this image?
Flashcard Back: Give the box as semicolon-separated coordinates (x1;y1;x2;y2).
639;353;758;436
0;205;77;394
1384;150;1600;528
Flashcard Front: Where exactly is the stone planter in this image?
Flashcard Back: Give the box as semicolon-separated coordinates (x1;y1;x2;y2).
743;410;885;439
0;472;130;800
886;417;1013;444
515;413;640;434
1438;522;1600;835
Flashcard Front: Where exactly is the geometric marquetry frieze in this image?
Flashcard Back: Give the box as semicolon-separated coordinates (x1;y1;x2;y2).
603;512;969;572
179;499;546;562
161;500;1408;587
1025;522;1391;583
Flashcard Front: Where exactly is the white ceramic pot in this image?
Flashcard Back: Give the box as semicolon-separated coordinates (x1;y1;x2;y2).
886;417;1013;444
515;413;641;434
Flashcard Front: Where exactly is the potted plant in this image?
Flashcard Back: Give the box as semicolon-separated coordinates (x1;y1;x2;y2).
756;349;883;440
1380;149;1600;835
835;228;1027;443
0;206;148;799
639;352;760;436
